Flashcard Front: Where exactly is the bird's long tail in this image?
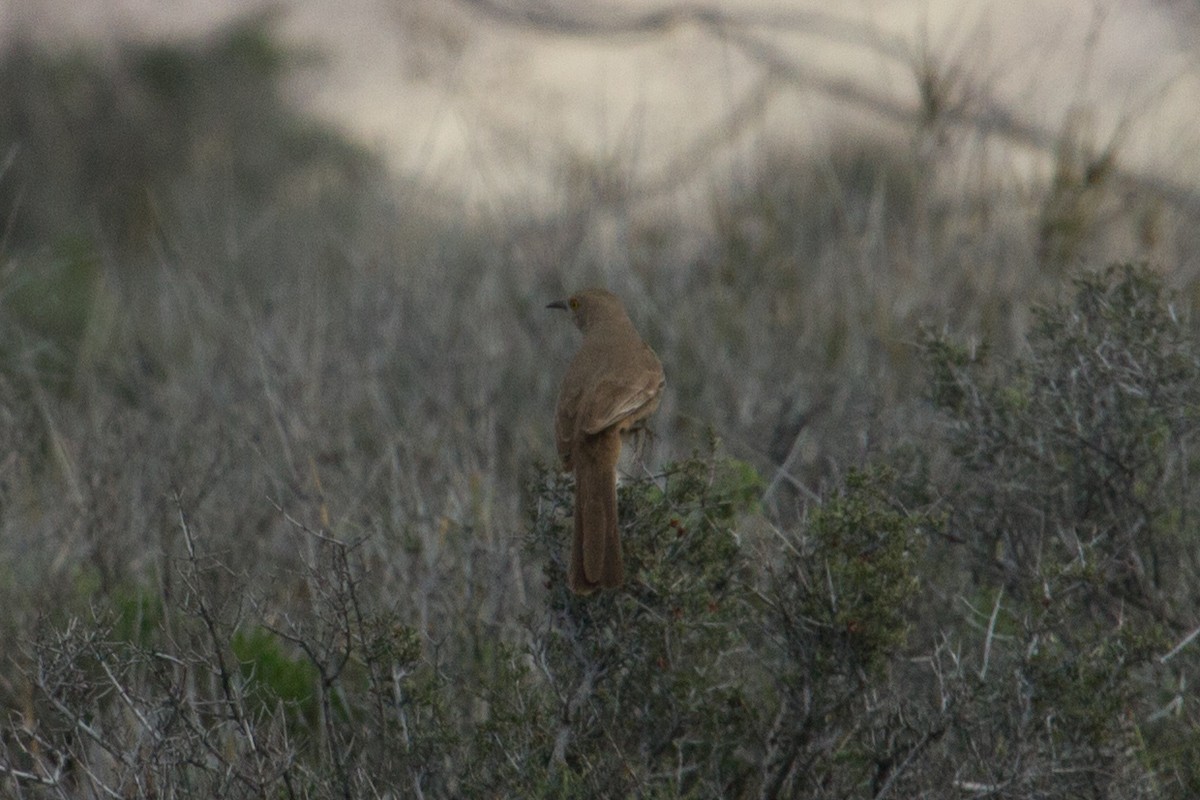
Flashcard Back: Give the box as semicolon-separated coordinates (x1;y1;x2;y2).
570;428;624;593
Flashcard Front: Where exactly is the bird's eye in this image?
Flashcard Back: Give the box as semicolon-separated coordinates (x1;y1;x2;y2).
568;297;579;309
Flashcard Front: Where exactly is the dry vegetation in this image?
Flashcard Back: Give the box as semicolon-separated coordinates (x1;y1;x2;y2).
2;12;1200;799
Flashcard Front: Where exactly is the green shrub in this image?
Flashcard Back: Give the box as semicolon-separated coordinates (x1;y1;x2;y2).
504;446;761;797
231;626;322;730
920;262;1200;797
752;465;932;798
925;263;1200;617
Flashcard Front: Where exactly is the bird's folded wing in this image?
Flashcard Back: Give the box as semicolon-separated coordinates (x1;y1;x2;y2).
555;389;578;464
580;375;662;435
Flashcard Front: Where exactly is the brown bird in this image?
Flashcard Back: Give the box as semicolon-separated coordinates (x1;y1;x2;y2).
548;288;665;594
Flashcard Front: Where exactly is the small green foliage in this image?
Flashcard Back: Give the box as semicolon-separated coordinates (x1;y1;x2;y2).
109;585;164;647
1;237;111;393
6;237;99;346
457;641;557;794
619;452;755;603
922;327;985;414
1025;623;1161;747
1141;721;1200;796
232;626;321;728
358;610;422;668
800;467;924;671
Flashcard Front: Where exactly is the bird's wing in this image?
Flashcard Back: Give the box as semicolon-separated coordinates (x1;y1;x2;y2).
555;385;580;466
580;372;663;435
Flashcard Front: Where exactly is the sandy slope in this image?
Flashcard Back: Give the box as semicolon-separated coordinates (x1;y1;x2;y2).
6;0;1199;213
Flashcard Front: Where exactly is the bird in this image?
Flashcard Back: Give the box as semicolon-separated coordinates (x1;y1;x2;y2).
548;288;665;594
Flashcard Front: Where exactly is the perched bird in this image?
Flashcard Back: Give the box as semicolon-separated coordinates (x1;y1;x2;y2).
548;288;665;594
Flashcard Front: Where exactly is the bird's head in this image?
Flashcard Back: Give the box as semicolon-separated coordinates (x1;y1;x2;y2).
547;288;629;332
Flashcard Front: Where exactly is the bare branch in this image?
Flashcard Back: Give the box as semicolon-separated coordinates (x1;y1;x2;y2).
455;0;909;61
1160;622;1200;663
978;587;1003;681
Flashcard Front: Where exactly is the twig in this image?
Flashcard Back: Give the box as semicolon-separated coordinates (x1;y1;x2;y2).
0;760;62;788
1160;623;1200;664
979;587;1004;681
99;659;162;745
872;725;945;800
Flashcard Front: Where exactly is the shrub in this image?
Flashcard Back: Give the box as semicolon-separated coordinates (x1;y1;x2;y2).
753;465;932;798
919;262;1200;798
494;446;762;797
926;263;1200;621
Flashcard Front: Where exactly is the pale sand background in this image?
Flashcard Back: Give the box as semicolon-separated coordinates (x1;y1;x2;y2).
6;0;1199;216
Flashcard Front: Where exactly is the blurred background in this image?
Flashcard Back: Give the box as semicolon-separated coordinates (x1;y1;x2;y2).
3;0;1200;636
3;0;1200;630
10;0;1200;214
